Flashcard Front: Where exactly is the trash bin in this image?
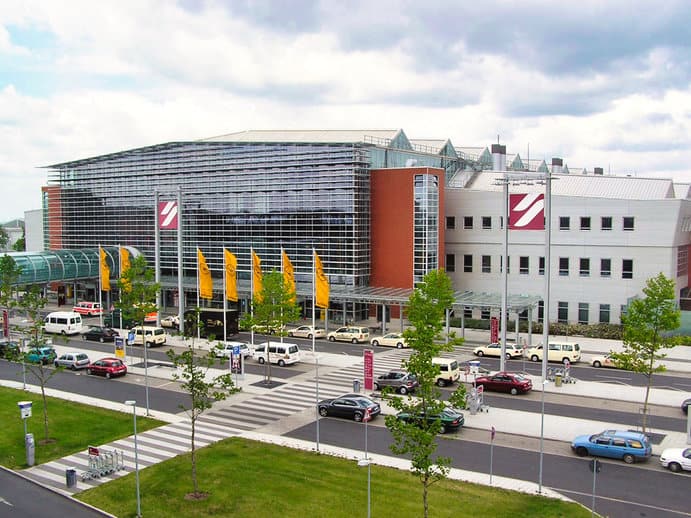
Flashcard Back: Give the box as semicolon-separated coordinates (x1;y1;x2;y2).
555;374;563;387
66;468;77;488
352;379;360;393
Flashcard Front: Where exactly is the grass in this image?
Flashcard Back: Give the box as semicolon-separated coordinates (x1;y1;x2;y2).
0;386;164;469
77;437;590;518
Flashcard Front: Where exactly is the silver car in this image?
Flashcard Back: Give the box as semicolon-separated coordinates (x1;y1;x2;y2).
54;351;90;370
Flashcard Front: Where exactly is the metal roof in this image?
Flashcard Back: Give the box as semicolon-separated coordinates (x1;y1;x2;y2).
199;129;403;144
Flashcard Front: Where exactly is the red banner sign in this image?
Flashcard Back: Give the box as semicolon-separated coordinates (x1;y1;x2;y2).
364;349;374;391
490;316;498;344
509;193;544;230
158;201;178;230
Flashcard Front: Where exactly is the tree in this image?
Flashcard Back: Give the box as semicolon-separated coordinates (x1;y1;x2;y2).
167;307;239;500
610;272;680;433
239;270;300;385
0;254;22;322
0;227;8;251
384;269;466;518
12;233;25;252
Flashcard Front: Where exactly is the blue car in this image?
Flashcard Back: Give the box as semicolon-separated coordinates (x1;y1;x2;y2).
26;346;57;365
571;430;652;464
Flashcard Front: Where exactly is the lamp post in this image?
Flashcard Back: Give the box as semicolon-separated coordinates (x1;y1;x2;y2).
125;400;141;518
357;458;371;518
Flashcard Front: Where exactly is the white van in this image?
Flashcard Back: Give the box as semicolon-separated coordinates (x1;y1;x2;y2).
129;326;167;347
432;357;461;386
253;341;300;367
44;311;83;335
526;342;581;364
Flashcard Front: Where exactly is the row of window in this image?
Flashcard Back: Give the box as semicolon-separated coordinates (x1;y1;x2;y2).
446;215;635;231
464;301;618;324
448;254;633;279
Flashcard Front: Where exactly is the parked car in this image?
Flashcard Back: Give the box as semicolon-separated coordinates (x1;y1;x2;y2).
128;326;167;347
473;342;523;360
54;351;90;370
327;326;370;344
83;326;119;343
25;346;57;365
72;301;103;317
659;447;691;472
287;325;326;339
525;342;581;364
317;395;380;422
160;315;180;329
591;353;620;368
249;321;284;335
86;357;127;379
396;406;465;434
370;332;408;349
0;340;20;360
474;371;533;395
374;370;419;394
681;397;690;415
571;430;652;464
214;341;251;359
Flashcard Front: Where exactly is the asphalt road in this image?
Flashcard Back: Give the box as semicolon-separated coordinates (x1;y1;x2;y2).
286;418;691;518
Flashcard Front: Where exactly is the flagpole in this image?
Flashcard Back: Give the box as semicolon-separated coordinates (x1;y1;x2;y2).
223;247;227;345
313;248;320;453
196;248;201;340
177;186;184;335
154;190;160;327
98;245;103;326
250;247;255;346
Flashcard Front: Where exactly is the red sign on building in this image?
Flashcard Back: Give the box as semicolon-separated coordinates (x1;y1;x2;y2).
364;349;374;391
158;201;178;230
509;193;544;230
490;316;498;344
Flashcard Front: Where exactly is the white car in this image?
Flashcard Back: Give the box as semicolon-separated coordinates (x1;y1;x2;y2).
591;353;619;368
327;326;370;344
160;315;180;329
287;325;326;339
370;333;408;349
214;341;251;359
473;342;523;360
660;447;691;473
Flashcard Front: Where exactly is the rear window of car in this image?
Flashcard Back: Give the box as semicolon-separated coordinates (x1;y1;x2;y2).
629;440;644;449
153;329;165;336
76;354;88;361
288;345;299;354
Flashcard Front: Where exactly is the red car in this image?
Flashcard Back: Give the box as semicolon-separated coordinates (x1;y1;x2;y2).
474;371;532;395
86;357;127;379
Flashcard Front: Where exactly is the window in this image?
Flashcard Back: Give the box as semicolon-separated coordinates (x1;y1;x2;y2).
445;254;455;273
601;258;611;277
482;216;492;229
599;304;610;323
578;303;589;325
537;301;544;323
519;256;529;275
601;216;612;231
623;217;634;231
580;217;591;230
481;309;490;320
622;259;633;279
539;256;545;276
557;302;568;324
559;217;570;230
559;257;569;276
446;216;455;229
463;306;472;319
463;216;473;229
482;255;491;273
579;258;590;277
463;254;472;273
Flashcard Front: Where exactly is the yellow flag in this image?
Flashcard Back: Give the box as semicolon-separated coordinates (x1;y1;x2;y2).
100;247;111;292
252;250;263;302
314;250;329;309
120;247;131;292
197;248;213;300
224;249;238;302
282;250;296;303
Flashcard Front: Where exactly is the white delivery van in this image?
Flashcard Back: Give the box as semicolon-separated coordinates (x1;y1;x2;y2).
432;357;461;386
253;341;300;367
129;326;167;347
44;311;83;335
526;342;581;364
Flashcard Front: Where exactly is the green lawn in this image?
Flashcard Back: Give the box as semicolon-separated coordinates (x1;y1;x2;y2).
77;437;590;518
0;386;164;469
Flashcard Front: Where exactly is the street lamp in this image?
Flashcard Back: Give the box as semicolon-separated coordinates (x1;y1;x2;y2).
357;457;371;518
125;400;141;518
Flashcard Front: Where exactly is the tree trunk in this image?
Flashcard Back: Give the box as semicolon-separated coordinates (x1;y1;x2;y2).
423;473;429;518
41;379;49;441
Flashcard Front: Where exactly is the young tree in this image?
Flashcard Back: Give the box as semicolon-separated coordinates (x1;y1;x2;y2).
0;255;23;347
12;233;25;252
610;272;680;433
0;227;9;251
167;307;239;500
384;269;466;518
239;270;300;386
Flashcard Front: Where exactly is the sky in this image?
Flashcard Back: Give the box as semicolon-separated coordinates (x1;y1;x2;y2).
1;0;691;222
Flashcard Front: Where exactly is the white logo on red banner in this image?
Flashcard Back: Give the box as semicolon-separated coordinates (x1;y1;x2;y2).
509;193;544;230
158;201;178;230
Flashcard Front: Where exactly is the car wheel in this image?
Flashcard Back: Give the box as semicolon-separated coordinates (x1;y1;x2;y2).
70;365;77;371
623;454;635;464
593;360;602;368
83;335;87;341
505;353;512;360
562;358;570;365
146;342;152;348
307;334;313;339
374;382;380;391
575;446;588;457
61;330;66;335
531;355;539;362
668;462;682;473
258;357;265;364
318;407;328;417
396;343;403;349
351;338;358;344
278;360;286;367
86;368;92;375
510;388;518;395
288;332;294;337
372;340;379;347
353;412;363;422
439;424;447;434
99;337;105;343
105;372;111;379
476;350;484;357
436;378;446;387
329;336;335;342
399;386;408;395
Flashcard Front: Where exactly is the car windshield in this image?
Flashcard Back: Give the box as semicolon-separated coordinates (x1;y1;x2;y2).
513;374;529;381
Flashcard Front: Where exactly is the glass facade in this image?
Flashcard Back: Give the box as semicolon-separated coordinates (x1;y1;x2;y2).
413;174;439;284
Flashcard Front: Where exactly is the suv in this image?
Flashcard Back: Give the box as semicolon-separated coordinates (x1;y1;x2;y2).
327;326;370;344
54;351;90;370
374;370;419;395
128;326;167;347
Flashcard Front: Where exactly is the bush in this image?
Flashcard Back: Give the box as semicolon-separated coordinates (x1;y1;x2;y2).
450;317;623;340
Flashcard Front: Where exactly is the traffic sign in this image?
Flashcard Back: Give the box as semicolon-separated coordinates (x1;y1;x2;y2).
233;345;240;356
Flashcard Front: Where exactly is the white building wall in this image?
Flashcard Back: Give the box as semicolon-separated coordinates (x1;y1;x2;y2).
445;187;691;325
